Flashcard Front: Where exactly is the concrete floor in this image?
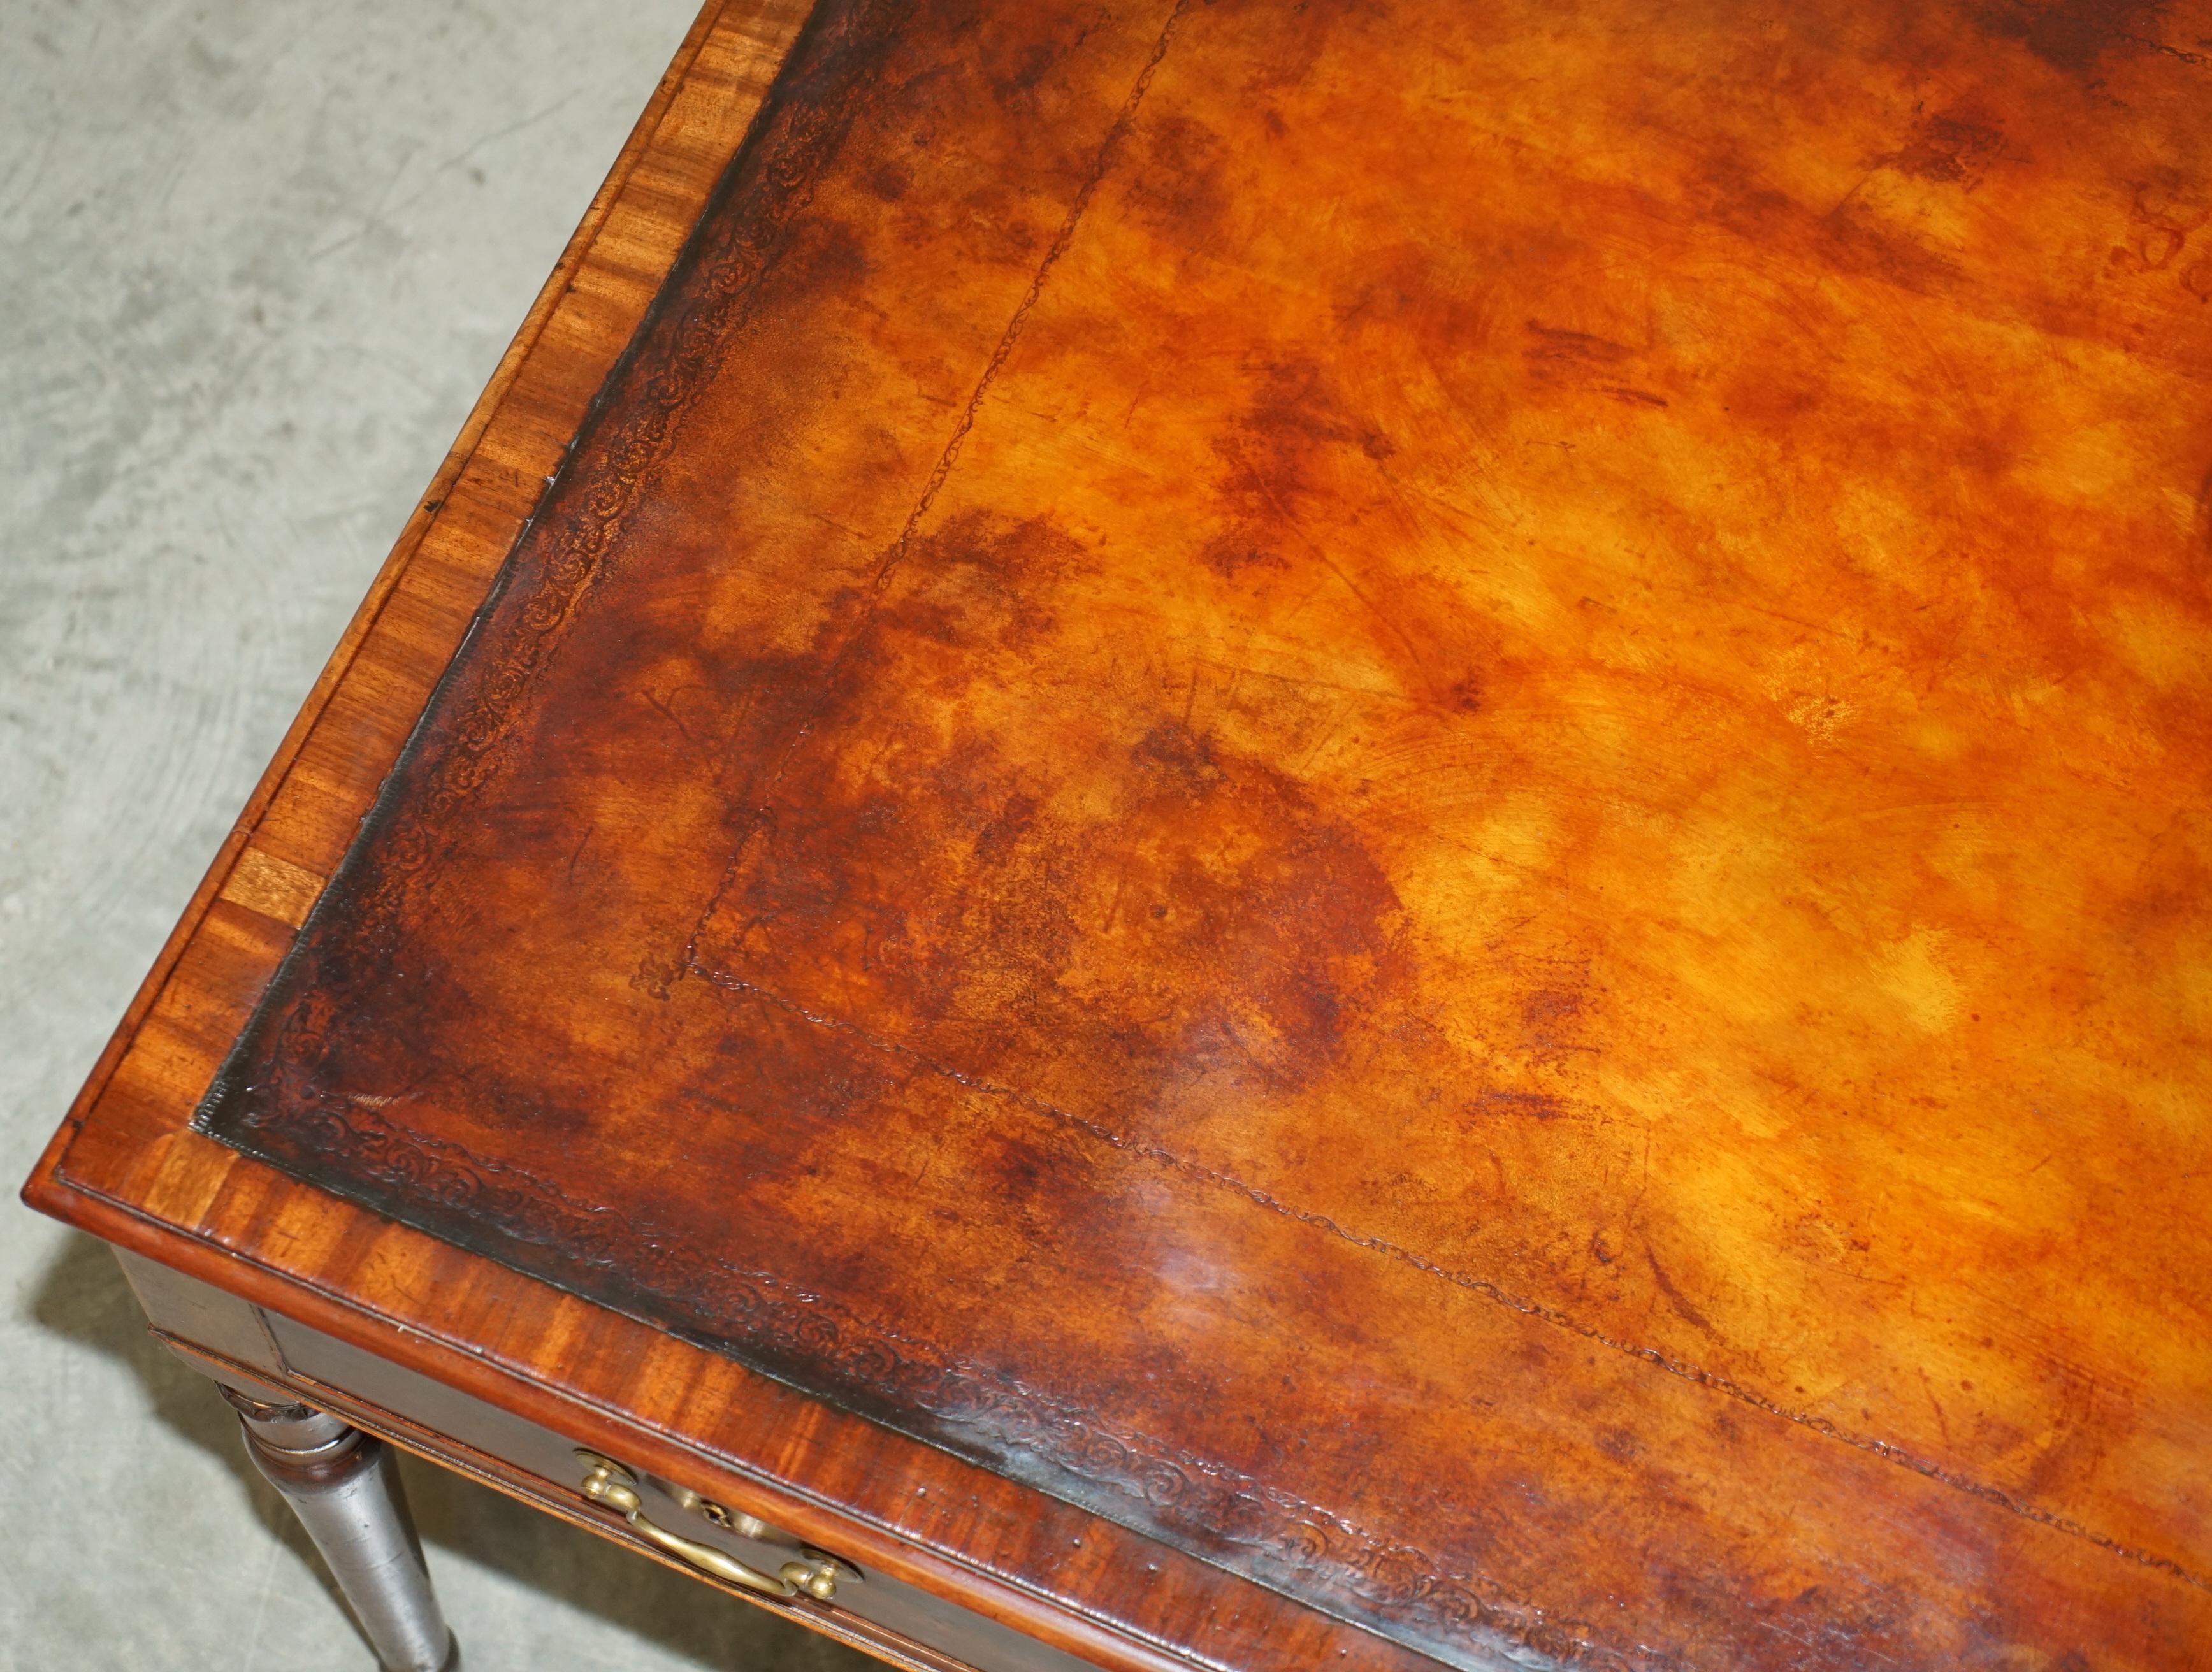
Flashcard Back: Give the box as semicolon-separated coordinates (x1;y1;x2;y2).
1;3;872;1668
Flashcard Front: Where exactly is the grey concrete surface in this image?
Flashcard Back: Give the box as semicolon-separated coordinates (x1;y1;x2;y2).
1;3;870;1668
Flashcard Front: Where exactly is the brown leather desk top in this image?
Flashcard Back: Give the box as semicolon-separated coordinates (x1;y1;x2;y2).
29;1;2212;1667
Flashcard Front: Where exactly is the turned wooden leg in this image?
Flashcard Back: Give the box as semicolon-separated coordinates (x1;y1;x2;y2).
221;1386;458;1672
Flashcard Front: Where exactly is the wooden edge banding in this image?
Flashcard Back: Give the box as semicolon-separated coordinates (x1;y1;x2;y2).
20;0;763;1200
217;847;326;930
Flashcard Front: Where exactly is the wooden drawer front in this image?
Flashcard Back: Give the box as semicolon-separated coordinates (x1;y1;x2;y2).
115;1250;1098;1672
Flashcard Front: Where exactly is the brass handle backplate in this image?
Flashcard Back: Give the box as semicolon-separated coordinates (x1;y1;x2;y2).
575;1452;842;1600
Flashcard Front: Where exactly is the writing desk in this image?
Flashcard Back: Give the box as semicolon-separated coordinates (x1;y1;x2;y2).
26;1;2212;1666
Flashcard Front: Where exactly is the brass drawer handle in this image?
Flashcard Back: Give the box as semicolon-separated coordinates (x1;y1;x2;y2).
576;1452;839;1599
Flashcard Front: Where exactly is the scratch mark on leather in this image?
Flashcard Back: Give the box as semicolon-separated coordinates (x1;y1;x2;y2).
691;964;2212;1596
1644;1246;1717;1338
862;0;1190;605
2118;30;2211;67
678;0;1192;977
